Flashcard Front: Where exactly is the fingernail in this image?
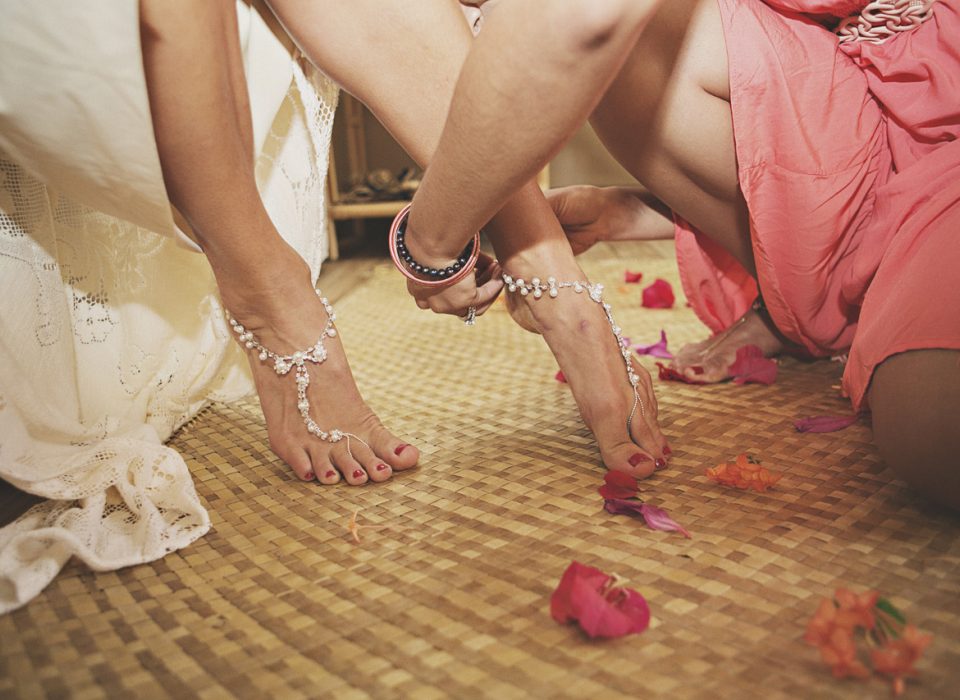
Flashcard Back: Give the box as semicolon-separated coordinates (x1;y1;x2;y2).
655;458;667;471
628;453;651;467
324;470;336;479
663;444;672;457
394;444;410;456
376;463;389;472
352;469;365;480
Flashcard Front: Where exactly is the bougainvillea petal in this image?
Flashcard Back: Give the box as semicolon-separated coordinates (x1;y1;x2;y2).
656;362;707;385
555;370;567;383
551;562;650;638
638;504;692;539
633;330;674;360
706;455;782;492
603;499;691;538
794;415;859;433
728;345;778;385
641;279;675;309
624;270;644;284
598;471;639;500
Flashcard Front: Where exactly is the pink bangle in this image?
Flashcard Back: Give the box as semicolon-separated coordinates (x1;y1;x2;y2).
388;203;481;288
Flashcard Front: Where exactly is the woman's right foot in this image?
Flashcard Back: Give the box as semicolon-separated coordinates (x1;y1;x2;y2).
217;250;420;485
502;247;670;479
672;307;784;382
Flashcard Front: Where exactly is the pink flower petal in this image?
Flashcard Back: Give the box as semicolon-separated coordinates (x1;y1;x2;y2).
794;414;859;433
656;362;707;385
633;330;674;360
641;279;675;309
551;562;650;638
598;471;639;500
603;499;691;538
624;270;644;284
728;345;777;385
555;370;567;384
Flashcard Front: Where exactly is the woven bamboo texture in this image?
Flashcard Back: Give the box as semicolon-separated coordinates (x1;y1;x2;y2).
3;250;959;699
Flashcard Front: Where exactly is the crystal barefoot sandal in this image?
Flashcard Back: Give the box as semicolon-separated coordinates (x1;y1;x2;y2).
502;273;645;435
225;289;368;453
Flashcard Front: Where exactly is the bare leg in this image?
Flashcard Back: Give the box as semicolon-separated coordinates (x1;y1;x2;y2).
869;350;960;511
587;0;783;381
268;0;668;475
140;0;419;484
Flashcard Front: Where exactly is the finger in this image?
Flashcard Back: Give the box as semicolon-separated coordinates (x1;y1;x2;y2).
472;276;504;311
415;299;430;310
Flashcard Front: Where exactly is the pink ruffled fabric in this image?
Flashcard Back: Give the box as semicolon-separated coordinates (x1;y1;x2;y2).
675;0;960;408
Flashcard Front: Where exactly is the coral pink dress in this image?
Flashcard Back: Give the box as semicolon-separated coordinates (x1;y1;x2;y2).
674;0;960;409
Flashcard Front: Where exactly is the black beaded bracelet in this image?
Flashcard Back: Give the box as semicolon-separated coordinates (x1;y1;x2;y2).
394;212;476;280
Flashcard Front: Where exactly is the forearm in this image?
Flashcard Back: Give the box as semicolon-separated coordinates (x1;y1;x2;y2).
408;0;665;259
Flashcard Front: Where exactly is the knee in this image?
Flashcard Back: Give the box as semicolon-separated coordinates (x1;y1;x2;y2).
551;0;663;51
869;350;960;512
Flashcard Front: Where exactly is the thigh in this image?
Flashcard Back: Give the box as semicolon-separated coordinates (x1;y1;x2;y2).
590;0;752;272
869;349;960;511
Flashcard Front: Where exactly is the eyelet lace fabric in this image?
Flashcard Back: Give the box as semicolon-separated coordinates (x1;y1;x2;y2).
0;14;337;613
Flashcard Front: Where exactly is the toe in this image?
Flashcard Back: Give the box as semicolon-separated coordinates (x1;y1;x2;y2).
308;446;341;485
274;441;315;482
371;432;420;471
332;444;369;486
602;441;657;479
352;440;393;483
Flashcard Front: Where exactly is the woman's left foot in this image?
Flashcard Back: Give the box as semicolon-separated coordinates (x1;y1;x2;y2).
672;307;784;382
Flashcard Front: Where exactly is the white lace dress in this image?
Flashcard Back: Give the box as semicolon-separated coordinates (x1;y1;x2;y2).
0;1;337;613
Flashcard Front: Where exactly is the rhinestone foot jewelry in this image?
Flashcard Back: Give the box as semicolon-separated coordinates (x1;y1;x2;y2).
502;274;645;437
225;289;368;455
464;306;477;326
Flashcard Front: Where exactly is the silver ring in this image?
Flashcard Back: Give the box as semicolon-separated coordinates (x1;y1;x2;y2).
464;306;477;326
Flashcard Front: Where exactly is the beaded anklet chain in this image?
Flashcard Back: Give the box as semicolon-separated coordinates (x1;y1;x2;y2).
502;273;645;437
225;289;367;453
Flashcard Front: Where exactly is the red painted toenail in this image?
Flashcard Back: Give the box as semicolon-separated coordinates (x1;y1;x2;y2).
691;366;705;375
628;453;651;467
655;458;667;470
663;444;672;457
376;463;389;471
304;472;315;481
352;469;365;479
394;444;410;456
324;470;336;479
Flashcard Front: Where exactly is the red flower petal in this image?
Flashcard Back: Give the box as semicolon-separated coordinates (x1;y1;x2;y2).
633;330;674;360
550;562;650;638
641;279;675;309
656;362;707;385
555;370;567;383
728;345;777;385
624;270;644;284
598;471;639;500
604;499;691;538
794;415;859;433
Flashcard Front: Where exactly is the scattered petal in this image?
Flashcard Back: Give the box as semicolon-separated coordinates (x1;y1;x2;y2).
550;561;651;638
705;454;782;492
656;362;707;385
555;370;567;383
624;270;644;284
605;499;691;538
633;330;674;360
641;279;675;309
871;625;933;694
794;415;859;433
728;344;778;385
598;471;639;500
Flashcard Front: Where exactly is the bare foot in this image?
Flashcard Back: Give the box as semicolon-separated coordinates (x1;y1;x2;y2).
217;250;419;485
503;248;669;479
546;185;675;254
672;308;784;383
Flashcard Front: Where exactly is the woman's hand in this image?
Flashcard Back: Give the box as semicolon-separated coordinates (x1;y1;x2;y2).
408;252;504;319
546;185;675;255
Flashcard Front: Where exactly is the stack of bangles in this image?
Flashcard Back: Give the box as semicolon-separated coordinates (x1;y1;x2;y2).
389;203;481;289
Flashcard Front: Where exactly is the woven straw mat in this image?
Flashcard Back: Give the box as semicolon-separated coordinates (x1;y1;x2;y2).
3;254;959;699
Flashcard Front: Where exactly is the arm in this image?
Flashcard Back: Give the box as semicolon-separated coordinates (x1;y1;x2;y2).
406;0;666;261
